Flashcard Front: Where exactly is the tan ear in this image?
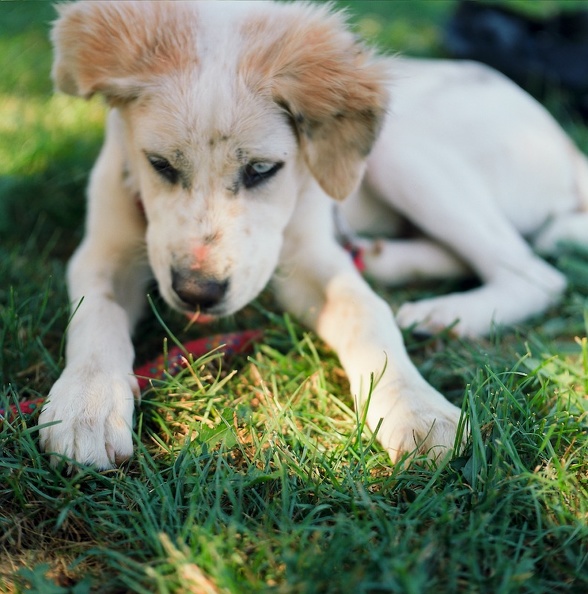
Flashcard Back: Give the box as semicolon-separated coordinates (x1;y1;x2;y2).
51;1;197;102
241;3;390;200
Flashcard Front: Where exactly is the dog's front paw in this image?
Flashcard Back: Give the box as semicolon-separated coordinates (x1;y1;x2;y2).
368;381;464;463
39;368;139;469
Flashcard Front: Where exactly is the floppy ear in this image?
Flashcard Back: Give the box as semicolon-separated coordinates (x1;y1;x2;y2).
51;1;197;102
241;3;390;200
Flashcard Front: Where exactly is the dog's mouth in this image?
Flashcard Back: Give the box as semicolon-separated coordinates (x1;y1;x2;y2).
162;289;227;324
167;294;227;323
184;310;218;325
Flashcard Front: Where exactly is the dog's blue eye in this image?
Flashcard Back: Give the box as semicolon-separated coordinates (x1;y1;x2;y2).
147;155;180;185
242;161;283;189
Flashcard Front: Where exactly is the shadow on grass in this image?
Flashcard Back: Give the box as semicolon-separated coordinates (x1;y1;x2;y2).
0;2;105;249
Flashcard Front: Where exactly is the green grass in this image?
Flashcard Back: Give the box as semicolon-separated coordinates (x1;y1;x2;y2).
1;1;588;592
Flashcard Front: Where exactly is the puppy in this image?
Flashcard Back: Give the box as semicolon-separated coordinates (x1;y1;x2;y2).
39;1;588;469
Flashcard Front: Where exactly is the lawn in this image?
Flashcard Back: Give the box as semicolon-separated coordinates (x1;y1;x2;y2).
1;1;587;593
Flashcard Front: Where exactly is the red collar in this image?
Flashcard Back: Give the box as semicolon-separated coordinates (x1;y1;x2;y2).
343;241;366;273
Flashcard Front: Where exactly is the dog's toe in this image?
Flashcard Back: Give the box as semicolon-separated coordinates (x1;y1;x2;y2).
39;369;137;469
366;379;464;465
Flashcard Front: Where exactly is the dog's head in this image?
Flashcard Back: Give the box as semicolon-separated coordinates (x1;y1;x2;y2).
52;1;389;319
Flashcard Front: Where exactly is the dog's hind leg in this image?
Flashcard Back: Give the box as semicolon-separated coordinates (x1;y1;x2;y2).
534;149;588;253
356;237;470;285
534;212;588;253
366;146;567;337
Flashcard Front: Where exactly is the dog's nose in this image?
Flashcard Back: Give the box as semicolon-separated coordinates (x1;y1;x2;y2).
171;269;228;310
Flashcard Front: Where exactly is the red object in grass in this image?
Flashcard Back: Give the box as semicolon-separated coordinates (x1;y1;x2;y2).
1;397;46;418
134;329;263;390
1;330;263;422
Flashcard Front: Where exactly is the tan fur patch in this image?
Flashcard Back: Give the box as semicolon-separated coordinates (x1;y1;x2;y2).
239;4;389;200
52;1;199;101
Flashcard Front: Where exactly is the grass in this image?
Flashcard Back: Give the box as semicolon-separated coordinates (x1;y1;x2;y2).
1;1;588;592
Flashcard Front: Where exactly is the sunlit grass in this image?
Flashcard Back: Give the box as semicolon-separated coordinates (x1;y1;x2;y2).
2;323;587;591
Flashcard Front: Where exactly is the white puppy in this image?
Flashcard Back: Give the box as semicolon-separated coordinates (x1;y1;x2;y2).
39;1;588;469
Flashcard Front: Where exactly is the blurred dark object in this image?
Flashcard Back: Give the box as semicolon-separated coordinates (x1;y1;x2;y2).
444;0;588;121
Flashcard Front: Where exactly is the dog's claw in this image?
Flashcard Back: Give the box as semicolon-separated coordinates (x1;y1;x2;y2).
39;369;137;469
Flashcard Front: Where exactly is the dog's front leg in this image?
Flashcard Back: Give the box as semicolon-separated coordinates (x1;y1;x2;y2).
274;199;462;463
39;113;148;469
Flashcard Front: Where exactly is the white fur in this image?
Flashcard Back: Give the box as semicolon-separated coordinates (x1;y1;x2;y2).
39;1;588;469
345;58;588;336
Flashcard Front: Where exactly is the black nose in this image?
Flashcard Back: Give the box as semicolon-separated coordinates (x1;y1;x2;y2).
171;269;228;310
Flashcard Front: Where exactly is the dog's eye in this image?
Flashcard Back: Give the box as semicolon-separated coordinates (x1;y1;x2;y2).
242;161;283;189
147;155;180;185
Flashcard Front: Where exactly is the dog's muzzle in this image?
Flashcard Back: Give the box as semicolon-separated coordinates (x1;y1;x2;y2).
171;268;229;312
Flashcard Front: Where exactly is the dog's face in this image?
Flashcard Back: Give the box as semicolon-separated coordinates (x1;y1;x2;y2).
123;76;300;318
51;0;389;319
